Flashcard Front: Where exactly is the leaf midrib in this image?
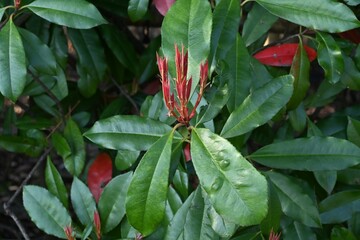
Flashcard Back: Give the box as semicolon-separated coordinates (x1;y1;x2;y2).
28;6;99;22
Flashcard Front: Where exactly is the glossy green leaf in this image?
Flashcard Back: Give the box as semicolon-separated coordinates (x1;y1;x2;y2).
224;35;252;112
161;0;212;92
288;39;310;110
71;177;97;226
165;187;219;240
331;227;357;240
128;0;149;22
242;3;278;47
267;172;321;228
100;25;139;75
306;79;346;107
0;19;27;102
0;135;44;157
23;186;71;238
316;32;344;84
26;0;107;29
348;212;360;238
341;55;360;90
197;83;229;124
63;118;85;176
314;170;337;194
289;104;307;132
255;0;360;32
68;28;106;97
18;28;57;75
208;206;237;238
45;157;69;208
99;172;132;233
209;0;240;69
221;75;294;138
125;131;173;236
260;181;282;235
191;128;268;225
251;136;360;171
345;0;360;6
115;149;140;171
337;167;360;185
172;168;189;200
84;115;182;151
320;190;360;224
347;117;360;147
0;7;5;20
282;221;317;240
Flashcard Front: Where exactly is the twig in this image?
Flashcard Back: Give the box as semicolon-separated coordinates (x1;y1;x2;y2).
111;77;140;115
3;148;52;240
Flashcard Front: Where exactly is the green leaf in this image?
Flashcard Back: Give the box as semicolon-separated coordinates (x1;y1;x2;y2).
260;181;282;235
306;79;345;107
288;39;310;110
125;131;173;236
84;115;182;151
115;149;140;171
71;177;97;226
221;75;294;138
209;0;240;69
161;0;212;92
100;25;139;75
45;157;69;209
266;172;321;228
68;28;106;97
282;221;317;240
331;227;357;240
18;28;57;75
99;172;132;233
0;19;27;102
165;187;219;240
128;0;149;22
0;7;5;21
26;0;107;29
347;117;360;147
341;55;360;90
0;135;44;157
316;32;344;84
23;186;71;238
208;206;238;238
224;35;252;112
63;118;85;176
242;3;278;47
255;0;360;33
319;190;360;224
191;128;268;225
314;170;337;194
289;104;307;133
197;83;229;124
251;136;360;171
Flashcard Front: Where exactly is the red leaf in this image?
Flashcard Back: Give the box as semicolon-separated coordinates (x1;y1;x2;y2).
338;29;360;44
153;0;176;16
183;143;191;162
87;153;113;202
253;43;317;67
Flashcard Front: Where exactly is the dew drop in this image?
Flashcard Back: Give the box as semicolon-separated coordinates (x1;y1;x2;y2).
211;177;223;191
219;159;230;168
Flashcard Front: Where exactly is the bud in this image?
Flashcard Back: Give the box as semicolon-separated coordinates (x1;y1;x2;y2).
94;210;101;240
269;229;281;240
64;226;75;240
14;0;21;9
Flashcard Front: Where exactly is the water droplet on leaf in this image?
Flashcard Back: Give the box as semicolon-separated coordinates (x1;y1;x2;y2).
219;159;230;168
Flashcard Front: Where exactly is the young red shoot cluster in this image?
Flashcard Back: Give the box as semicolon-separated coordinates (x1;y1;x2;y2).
157;45;208;125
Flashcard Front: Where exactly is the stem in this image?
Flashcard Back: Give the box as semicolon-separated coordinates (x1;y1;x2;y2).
241;0;253;7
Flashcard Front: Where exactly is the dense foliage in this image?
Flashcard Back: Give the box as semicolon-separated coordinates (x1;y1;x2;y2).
1;0;360;239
